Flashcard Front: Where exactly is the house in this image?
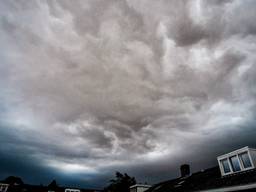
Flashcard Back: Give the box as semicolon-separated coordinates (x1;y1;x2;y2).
145;146;256;192
130;184;151;192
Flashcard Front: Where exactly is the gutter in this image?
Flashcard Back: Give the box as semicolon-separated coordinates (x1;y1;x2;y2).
197;182;256;192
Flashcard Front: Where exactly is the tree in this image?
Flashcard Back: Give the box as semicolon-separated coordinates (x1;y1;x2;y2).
4;176;23;185
104;172;136;192
48;179;58;191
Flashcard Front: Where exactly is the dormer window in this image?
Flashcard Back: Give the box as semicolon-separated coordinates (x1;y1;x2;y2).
217;146;256;176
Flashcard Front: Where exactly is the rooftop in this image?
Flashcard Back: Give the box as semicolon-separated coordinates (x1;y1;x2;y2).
146;166;256;192
130;184;151;189
146;146;256;192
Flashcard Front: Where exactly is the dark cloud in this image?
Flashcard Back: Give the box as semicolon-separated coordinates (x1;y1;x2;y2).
1;0;256;188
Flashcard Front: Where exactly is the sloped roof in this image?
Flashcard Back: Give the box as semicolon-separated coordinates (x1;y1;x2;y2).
146;166;256;192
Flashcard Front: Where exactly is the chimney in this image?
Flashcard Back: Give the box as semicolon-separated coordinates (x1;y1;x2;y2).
180;164;190;177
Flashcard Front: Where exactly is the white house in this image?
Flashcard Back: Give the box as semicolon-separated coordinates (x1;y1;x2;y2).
130;184;151;192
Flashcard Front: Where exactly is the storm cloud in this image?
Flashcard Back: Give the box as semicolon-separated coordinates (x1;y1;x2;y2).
1;0;256;188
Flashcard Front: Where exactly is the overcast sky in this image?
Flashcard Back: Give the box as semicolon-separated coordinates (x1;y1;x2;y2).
1;0;256;189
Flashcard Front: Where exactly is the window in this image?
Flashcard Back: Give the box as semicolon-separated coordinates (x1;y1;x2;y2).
221;159;231;173
230;156;241;172
0;184;8;192
239;152;252;168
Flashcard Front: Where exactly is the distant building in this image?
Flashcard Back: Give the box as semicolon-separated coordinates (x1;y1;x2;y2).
64;189;81;192
130;184;151;192
146;146;256;192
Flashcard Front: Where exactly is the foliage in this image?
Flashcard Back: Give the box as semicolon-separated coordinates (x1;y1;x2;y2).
48;179;58;190
104;172;136;192
4;176;24;185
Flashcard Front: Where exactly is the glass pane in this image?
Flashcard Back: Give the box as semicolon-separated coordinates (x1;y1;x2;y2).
239;152;252;168
221;159;231;173
230;156;241;172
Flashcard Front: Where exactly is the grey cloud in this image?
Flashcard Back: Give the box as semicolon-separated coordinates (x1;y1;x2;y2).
1;0;256;188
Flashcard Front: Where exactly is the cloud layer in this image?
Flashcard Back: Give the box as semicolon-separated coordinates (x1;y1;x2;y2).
1;0;256;188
